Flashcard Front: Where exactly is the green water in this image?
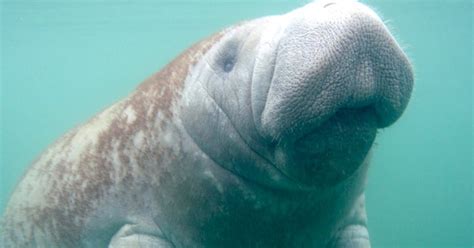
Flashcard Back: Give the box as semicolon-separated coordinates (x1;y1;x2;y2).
1;0;472;247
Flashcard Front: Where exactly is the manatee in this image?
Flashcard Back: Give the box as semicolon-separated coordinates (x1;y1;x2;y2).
1;0;413;247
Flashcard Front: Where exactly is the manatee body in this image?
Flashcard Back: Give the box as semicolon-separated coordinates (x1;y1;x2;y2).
1;1;413;247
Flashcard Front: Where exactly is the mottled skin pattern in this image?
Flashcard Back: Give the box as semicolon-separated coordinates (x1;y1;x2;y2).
1;1;413;247
1;30;224;247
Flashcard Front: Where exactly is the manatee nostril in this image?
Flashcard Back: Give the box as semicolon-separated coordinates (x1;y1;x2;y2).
323;2;336;8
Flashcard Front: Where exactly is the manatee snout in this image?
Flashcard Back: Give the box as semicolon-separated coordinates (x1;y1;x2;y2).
257;0;414;186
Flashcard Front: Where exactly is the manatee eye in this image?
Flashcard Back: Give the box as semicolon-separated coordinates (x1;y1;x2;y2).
223;58;235;72
215;39;239;74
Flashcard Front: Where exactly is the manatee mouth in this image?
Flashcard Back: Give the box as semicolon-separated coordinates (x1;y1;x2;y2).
273;107;377;187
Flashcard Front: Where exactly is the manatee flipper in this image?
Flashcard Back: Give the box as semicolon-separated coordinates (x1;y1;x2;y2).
327;194;371;248
108;223;174;248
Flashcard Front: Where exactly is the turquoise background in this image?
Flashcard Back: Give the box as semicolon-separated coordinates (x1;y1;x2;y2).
1;0;472;247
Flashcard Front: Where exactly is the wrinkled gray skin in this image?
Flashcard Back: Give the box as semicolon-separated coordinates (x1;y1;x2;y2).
1;1;413;247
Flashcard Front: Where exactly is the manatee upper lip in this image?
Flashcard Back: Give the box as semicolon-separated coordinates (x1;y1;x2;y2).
254;2;414;144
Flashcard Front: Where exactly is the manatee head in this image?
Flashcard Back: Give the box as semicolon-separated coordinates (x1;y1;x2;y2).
181;0;413;189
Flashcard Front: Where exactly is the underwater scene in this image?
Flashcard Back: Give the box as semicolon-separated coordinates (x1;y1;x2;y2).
1;0;472;247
